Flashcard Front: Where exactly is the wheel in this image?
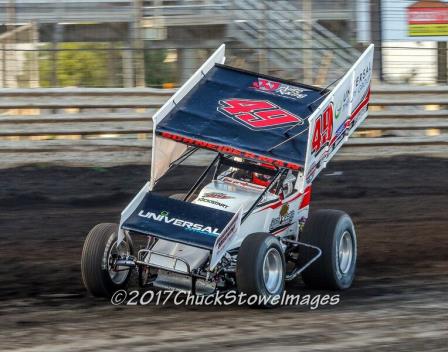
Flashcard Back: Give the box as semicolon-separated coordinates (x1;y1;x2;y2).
300;209;357;290
81;223;134;297
236;233;285;306
169;193;187;201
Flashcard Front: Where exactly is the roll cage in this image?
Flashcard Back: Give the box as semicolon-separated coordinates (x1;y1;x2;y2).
165;150;291;224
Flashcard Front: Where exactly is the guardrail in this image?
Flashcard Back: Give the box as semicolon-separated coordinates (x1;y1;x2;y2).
0;86;446;168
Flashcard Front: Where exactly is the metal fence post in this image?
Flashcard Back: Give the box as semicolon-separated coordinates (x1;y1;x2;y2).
437;42;447;84
302;0;312;84
133;0;146;87
370;0;383;81
30;21;39;88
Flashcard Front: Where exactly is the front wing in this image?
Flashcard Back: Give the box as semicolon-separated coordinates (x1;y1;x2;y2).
121;192;235;250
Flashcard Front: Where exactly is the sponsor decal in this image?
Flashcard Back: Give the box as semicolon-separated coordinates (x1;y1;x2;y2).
311;103;334;155
346;87;371;129
252;78;309;100
203;192;234;199
280;203;289;217
269;203;295;232
335;87;350;120
217;98;303;130
334;106;342;120
306;150;329;183
298;216;307;234
210;207;243;270
222;177;265;190
331;122;346;150
299;186;312;209
354;62;371;96
215;212;240;251
196;197;229;209
138;210;220;235
159;131;302;171
310;86;369;163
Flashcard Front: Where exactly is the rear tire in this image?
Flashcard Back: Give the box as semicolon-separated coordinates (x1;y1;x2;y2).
300;210;357;290
236;233;285;307
81;223;134;298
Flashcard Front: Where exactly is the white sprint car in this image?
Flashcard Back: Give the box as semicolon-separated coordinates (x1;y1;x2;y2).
81;44;374;306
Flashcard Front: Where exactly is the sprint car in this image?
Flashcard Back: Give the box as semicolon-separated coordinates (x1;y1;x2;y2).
81;44;374;306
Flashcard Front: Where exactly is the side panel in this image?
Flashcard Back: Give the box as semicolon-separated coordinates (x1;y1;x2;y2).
117;181;150;245
228;187;312;250
301;44;374;188
209;206;243;270
150;44;226;189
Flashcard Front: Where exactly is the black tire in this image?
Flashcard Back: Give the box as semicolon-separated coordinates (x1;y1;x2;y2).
300;209;357;290
81;223;134;298
236;233;285;307
169;193;187;201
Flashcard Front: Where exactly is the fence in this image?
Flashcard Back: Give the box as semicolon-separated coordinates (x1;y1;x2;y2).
1;0;447;89
0;86;446;168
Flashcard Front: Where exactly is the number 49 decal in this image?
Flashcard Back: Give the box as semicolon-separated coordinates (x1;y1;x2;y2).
311;103;334;154
218;98;302;130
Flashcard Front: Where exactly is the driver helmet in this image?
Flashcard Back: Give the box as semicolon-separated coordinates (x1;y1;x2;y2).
252;163;275;187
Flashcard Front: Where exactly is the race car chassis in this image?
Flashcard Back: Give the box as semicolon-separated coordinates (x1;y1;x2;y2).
111;152;323;293
113;238;321;294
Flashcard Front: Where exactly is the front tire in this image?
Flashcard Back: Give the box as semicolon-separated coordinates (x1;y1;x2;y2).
236;233;285;306
81;223;134;298
300;210;357;290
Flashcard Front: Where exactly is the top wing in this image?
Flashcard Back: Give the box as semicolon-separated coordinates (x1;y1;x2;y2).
155;64;326;171
149;44;374;191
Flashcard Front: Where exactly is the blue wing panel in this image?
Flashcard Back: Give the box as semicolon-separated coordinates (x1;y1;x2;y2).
156;65;326;169
122;192;234;250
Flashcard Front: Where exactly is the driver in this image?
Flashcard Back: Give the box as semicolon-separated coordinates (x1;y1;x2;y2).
228;159;297;197
228;158;276;188
252;163;276;187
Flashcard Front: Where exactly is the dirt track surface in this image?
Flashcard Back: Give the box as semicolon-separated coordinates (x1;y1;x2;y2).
0;156;447;351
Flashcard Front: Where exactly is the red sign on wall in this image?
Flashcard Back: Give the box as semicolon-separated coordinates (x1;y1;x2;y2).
407;1;448;36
